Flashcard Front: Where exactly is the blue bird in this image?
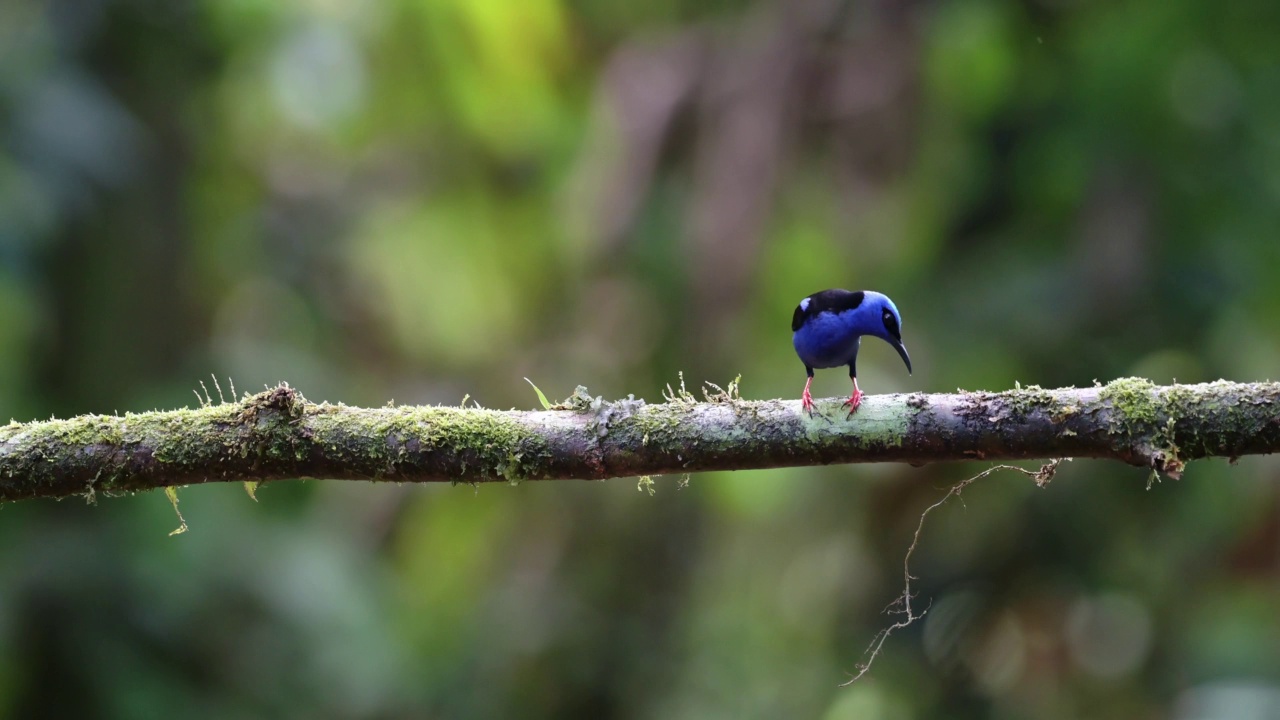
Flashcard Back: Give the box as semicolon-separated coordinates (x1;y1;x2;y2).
792;289;912;415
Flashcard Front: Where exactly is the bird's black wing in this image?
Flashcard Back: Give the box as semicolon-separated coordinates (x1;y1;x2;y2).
791;303;807;332
792;289;865;331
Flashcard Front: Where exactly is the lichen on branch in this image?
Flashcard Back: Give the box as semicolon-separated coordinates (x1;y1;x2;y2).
0;378;1278;504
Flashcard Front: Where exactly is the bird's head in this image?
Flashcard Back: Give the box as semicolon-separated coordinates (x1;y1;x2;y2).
863;291;912;374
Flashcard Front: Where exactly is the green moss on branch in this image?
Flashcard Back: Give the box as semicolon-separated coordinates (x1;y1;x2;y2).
1;378;1278;504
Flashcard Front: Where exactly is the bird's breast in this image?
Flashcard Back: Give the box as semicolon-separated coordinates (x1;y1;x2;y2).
793;313;861;368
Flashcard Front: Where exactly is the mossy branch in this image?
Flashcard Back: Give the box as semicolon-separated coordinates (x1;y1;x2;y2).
1;378;1278;503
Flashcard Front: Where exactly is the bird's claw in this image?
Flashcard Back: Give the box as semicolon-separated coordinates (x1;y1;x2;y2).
801;387;816;415
842;389;864;417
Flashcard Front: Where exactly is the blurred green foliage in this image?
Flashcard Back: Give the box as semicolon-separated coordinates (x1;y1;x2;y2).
3;0;1280;717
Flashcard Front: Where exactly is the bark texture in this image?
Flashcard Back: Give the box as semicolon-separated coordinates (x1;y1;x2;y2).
1;378;1277;503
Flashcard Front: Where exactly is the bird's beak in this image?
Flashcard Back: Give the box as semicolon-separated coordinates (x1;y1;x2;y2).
891;339;912;375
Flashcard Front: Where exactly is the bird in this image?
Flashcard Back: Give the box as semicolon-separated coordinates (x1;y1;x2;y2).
791;289;912;416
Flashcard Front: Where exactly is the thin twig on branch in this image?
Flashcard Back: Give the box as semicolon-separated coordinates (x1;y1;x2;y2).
0;378;1277;504
841;459;1067;686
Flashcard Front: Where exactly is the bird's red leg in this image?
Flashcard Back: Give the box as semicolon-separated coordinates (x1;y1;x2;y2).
801;377;815;415
843;377;863;416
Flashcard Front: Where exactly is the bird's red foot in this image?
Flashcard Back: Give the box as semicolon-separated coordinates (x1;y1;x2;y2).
801;377;815;415
842;388;863;417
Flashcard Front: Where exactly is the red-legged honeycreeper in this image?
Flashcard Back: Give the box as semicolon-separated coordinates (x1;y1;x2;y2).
791;289;912;415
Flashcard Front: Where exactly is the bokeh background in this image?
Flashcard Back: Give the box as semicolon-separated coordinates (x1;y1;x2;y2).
3;0;1280;717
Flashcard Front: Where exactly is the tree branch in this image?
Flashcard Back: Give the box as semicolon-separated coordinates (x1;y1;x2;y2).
2;378;1278;503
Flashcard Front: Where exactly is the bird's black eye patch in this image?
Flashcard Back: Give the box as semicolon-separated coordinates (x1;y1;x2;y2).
882;310;900;339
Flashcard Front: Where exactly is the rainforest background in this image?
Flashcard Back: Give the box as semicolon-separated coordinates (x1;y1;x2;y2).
3;0;1280;717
